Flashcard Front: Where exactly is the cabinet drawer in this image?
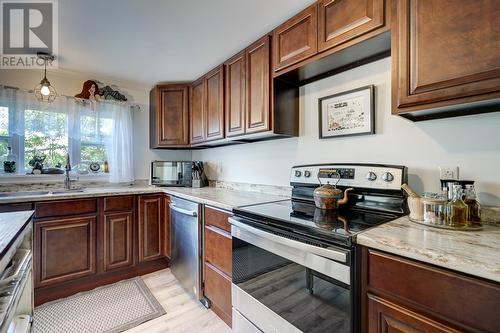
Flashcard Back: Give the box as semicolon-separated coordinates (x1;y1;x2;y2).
35;199;97;218
104;195;134;212
204;206;231;232
367;249;500;333
367;294;459;333
205;225;232;277
0;202;33;213
204;263;232;327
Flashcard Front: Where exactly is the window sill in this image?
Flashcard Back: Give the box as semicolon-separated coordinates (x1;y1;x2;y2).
0;173;110;184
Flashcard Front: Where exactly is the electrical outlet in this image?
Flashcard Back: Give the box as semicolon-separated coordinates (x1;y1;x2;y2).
439;166;459;180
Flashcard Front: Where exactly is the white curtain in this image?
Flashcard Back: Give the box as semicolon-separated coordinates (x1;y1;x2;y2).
97;102;134;183
0;86;135;183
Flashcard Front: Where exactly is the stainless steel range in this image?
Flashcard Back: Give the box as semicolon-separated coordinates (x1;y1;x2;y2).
230;163;408;333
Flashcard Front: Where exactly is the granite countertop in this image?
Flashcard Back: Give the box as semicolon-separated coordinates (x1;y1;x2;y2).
0;185;289;211
0;210;34;261
356;216;500;283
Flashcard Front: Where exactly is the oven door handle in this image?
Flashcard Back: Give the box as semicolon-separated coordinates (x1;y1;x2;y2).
0;249;31;286
229;218;347;263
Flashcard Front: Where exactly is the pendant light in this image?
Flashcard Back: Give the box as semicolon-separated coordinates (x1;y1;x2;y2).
34;52;57;103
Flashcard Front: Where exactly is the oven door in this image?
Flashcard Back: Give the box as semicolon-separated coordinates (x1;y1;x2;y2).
230;217;355;333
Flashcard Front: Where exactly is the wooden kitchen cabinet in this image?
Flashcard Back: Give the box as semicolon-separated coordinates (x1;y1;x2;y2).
246;35;272;134
203;205;232;327
149;84;190;148
392;0;500;120
317;0;385;52
272;4;318;72
224;50;246;137
103;212;134;271
190;77;206;144
362;247;500;333
205;65;225;141
35;215;97;288
138;194;164;262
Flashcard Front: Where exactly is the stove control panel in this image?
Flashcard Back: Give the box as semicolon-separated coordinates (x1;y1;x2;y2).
290;164;405;191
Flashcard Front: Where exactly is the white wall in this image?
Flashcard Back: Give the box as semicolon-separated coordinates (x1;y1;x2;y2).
0;69;192;180
193;58;500;206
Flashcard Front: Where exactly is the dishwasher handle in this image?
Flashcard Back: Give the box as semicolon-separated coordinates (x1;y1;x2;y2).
170;203;198;217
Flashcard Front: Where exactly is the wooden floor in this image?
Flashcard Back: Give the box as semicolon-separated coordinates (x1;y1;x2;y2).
125;269;232;333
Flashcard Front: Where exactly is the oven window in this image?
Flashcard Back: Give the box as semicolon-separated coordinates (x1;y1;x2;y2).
233;237;352;333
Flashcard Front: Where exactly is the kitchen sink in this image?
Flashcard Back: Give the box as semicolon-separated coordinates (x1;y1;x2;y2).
0;191;50;197
50;189;85;195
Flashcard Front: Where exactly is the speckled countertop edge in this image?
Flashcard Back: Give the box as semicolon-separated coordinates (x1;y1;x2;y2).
356;215;500;283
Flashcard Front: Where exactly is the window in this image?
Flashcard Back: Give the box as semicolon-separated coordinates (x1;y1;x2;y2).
0;107;9;165
0;88;134;183
24;109;68;169
79;111;112;165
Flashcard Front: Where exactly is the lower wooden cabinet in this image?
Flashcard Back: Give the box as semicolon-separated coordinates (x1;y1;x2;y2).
33;194;169;306
35;216;97;288
362;247;500;333
103;212;134;271
204;263;232;327
138;194;164;262
163;195;171;258
367;294;458;333
203;206;232;327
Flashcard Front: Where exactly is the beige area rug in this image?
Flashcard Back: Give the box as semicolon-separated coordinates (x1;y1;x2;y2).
33;277;165;333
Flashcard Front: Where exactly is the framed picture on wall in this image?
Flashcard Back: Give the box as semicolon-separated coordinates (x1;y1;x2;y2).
318;85;375;139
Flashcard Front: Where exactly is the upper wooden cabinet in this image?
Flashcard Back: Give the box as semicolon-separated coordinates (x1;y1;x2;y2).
149;84;189;148
318;0;385;52
392;0;500;120
272;4;318;72
246;35;272;134
224;51;246;137
205;65;225;141
190;77;206;144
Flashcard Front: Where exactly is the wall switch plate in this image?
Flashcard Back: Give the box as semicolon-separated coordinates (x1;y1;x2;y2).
439;166;459;180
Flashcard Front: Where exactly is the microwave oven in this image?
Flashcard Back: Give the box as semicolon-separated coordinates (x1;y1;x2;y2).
150;161;194;187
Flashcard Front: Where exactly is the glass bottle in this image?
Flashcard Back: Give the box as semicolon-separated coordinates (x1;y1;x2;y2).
3;146;17;173
445;185;468;228
464;184;481;225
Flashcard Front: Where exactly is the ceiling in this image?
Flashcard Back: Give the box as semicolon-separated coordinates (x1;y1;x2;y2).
58;0;315;87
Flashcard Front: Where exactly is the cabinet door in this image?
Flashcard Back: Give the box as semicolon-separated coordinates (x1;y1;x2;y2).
190;78;205;144
393;0;500;114
204;263;232;327
205;65;225;141
138;194;163;262
225;51;246;137
272;4;318;71
152;85;189;147
205;225;232;277
35;216;96;288
163;195;171;259
318;0;385;52
246;35;271;134
103;212;133;271
367;294;459;333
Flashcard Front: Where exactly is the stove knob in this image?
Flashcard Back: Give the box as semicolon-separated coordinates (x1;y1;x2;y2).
382;172;394;182
304;170;311;178
294;170;302;177
365;171;377;181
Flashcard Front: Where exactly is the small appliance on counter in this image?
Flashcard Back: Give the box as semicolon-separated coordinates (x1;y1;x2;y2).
230;163;408;333
150;161;208;187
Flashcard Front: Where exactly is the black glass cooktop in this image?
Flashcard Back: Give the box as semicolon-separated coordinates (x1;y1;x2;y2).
234;200;398;246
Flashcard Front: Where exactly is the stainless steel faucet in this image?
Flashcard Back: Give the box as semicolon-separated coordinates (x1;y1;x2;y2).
64;153;72;190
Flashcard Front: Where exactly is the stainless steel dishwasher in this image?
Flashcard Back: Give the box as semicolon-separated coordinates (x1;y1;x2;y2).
170;196;206;303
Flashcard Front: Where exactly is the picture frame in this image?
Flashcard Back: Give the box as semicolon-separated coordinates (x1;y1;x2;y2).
318;85;375;139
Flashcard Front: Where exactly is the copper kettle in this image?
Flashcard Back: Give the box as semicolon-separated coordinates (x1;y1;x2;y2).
313;173;353;210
